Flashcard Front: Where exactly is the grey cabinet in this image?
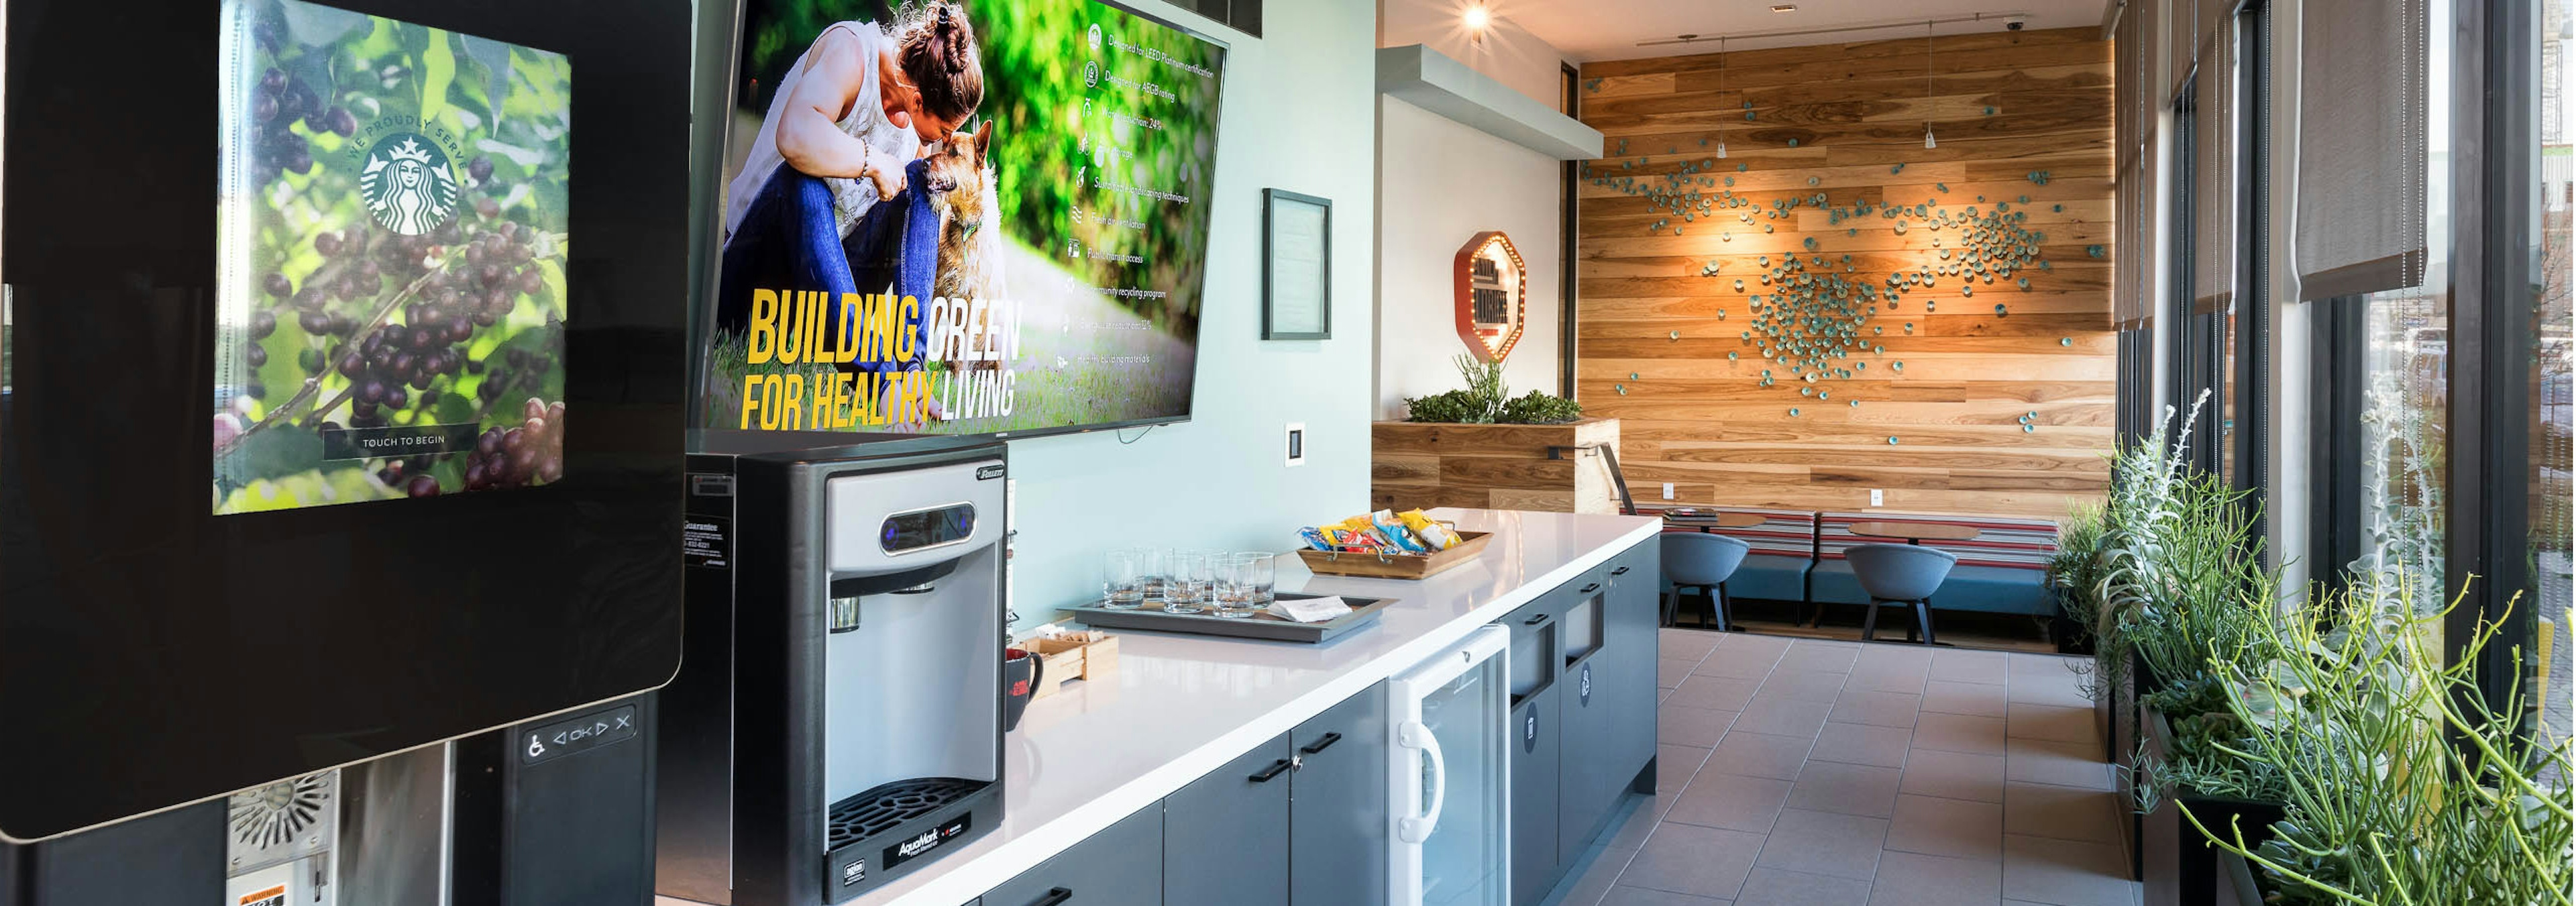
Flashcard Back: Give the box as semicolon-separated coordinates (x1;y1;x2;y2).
1501;595;1564;906
973;535;1666;906
1165;733;1295;906
980;684;1391;906
981;802;1165;906
1291;685;1389;906
1507;682;1561;906
1554;572;1621;866
1555;540;1662;867
1603;541;1661;786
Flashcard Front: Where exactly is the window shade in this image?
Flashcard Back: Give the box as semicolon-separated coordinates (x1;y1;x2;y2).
2113;0;2156;326
2192;27;2234;310
2295;0;2426;299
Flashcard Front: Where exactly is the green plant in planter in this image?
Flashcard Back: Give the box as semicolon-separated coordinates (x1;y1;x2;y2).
2073;393;2289;810
2047;501;2108;644
1401;355;1583;425
1498;390;1584;424
2121;470;2286;811
2080;395;2218;703
1403;388;1491;423
2180;580;2575;905
2137;671;2290;808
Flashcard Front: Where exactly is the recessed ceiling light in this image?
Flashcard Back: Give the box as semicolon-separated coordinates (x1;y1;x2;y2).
1770;3;1797;11
1462;4;1492;30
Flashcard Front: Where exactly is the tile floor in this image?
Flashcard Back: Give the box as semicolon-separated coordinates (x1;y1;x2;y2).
1545;630;2137;906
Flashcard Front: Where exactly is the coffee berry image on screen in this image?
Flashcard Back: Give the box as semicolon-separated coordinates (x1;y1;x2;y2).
213;0;572;514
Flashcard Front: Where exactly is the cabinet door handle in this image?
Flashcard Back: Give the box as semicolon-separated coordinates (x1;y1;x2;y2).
1523;613;1550;625
1579;583;1602;594
1611;566;1632;576
1300;732;1343;755
1248;758;1294;783
1034;888;1074;906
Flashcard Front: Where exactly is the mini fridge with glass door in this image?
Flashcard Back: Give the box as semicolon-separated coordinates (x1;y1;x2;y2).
1388;625;1511;906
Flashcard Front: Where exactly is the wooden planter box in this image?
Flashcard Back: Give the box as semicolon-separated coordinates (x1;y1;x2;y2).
2139;698;2286;906
1371;417;1621;514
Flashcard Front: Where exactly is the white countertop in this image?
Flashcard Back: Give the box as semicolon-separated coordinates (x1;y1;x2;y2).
659;508;1659;906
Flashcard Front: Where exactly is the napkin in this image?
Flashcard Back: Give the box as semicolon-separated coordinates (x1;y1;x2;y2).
1268;595;1356;623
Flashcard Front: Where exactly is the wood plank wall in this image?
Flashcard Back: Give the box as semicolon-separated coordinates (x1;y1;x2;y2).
1575;27;2116;520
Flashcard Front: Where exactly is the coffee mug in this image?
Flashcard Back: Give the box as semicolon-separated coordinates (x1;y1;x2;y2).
1003;647;1044;732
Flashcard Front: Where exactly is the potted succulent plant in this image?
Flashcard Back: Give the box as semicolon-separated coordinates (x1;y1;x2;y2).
2178;578;2573;905
2076;397;2292;900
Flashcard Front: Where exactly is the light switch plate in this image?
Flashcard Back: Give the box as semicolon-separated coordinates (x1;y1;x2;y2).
1870;489;1884;507
1284;422;1307;467
1662;483;1676;500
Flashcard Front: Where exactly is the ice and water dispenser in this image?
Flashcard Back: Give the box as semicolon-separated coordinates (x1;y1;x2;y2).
661;435;1010;905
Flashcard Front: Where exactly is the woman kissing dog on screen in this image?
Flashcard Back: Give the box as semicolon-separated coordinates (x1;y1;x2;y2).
716;1;984;427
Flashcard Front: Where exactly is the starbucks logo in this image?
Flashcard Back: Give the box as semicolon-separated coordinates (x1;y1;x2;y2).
357;133;461;236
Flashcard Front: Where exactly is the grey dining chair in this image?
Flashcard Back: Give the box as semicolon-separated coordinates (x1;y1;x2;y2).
1845;543;1959;644
1662;532;1750;631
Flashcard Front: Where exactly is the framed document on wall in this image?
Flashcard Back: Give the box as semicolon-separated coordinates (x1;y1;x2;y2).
1261;189;1331;340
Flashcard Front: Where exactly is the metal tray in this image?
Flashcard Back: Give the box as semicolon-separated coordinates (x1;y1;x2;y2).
1064;593;1395;644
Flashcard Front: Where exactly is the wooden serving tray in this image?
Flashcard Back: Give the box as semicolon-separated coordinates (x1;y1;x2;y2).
1295;530;1493;579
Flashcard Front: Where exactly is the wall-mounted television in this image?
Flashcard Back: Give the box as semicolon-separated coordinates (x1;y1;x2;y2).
701;0;1227;438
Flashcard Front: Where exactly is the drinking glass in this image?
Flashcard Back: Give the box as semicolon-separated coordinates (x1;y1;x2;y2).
1138;547;1170;603
1234;552;1277;609
1102;548;1145;609
1212;556;1256;619
1162;550;1211;614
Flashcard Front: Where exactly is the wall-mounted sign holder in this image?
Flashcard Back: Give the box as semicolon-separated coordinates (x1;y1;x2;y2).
1455;231;1528;363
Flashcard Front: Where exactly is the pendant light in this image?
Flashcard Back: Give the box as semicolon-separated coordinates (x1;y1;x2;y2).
1921;21;1938;149
1715;36;1730;158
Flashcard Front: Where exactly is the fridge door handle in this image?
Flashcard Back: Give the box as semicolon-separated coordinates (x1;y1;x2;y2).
1395;719;1448;844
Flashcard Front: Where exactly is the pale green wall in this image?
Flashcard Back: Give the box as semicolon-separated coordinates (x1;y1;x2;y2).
1002;0;1380;627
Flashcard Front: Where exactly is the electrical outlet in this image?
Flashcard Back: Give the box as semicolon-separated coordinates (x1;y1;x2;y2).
1284;422;1307;467
1870;489;1884;507
1662;483;1676;500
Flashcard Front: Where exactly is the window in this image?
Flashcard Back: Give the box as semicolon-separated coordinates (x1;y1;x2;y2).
2230;1;2273;521
2169;88;2205;454
2526;0;2573;744
2326;0;2452;625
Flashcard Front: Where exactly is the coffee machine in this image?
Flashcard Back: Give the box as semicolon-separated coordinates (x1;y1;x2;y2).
0;693;659;906
659;434;1008;905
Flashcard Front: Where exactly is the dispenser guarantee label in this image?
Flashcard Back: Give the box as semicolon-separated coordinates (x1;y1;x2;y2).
683;516;731;569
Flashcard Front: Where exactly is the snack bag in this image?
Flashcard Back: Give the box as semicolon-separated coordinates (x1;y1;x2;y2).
1297;527;1335;551
1397;509;1462;550
1373;510;1432;553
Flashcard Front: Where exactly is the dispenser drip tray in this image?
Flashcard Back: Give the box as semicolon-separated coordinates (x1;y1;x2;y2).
825;776;989;850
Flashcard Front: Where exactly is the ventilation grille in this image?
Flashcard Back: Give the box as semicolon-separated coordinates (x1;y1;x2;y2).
227;770;336;874
825;776;985;852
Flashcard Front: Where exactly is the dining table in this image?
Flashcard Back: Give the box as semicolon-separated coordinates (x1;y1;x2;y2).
1657;509;1767;530
1845;521;1982;545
